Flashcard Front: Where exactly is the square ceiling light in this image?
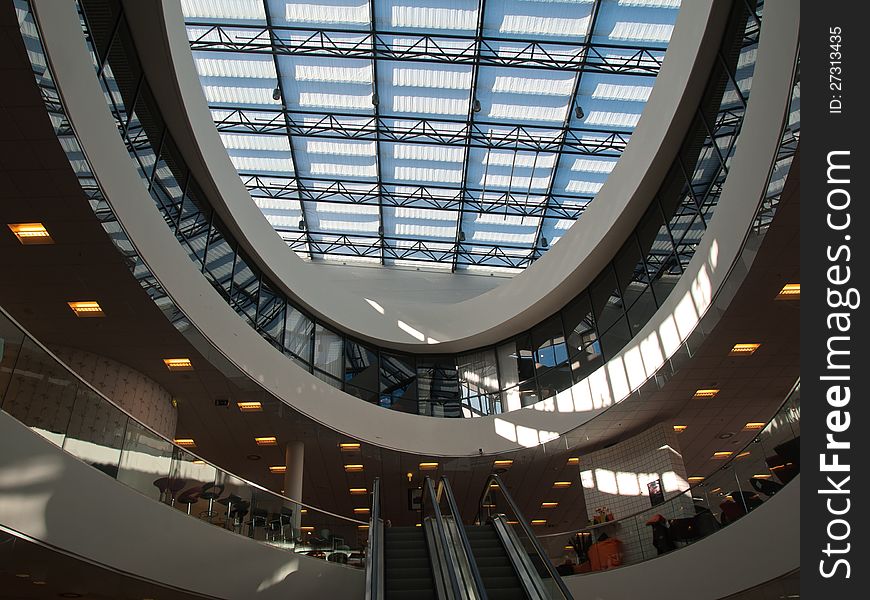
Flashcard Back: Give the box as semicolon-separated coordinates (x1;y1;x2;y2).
237;401;262;412
776;283;800;299
729;343;761;356
8;223;53;244
255;436;278;446
174;438;196;448
344;464;364;473
163;358;193;371
693;389;719;399
269;466;287;474
68;301;104;318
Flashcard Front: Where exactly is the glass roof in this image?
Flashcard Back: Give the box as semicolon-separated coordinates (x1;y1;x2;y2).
182;0;680;273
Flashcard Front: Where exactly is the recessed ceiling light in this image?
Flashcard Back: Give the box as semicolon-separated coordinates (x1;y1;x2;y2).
349;488;368;495
419;462;439;470
506;520;519;525
776;283;800;299
531;519;547;525
32;581;47;585
736;451;751;459
541;502;558;508
8;222;53;244
192;459;206;465
567;457;580;465
353;507;370;514
237;401;262;412
255;436;277;446
752;474;773;479
712;451;733;459
300;526;314;532
269;465;287;473
717;432;734;440
493;459;513;468
300;509;308;514
358;524;369;529
729;343;761;356
344;464;364;472
339;442;361;451
693;389;720;399
163;357;193;371
688;476;705;482
15;573;30;578
173;438;195;448
67;300;105;317
489;483;500;490
743;422;766;430
246;454;262;461
673;425;687;433
553;481;572;489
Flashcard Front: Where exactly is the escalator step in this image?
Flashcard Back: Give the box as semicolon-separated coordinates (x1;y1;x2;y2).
485;590;527;600
475;565;516;578
385;547;428;558
386;590;437;600
385;567;433;579
474;555;513;568
482;576;527;590
386;577;438;591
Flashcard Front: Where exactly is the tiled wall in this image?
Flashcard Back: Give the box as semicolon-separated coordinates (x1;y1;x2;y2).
578;422;694;565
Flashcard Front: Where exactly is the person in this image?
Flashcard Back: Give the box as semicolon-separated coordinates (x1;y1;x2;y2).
556;556;575;576
645;514;675;555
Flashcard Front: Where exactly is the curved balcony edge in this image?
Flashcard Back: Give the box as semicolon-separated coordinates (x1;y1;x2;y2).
0;409;365;600
123;0;728;352
30;0;799;456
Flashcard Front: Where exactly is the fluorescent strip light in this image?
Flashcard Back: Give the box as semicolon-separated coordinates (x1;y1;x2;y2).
269;466;287;474
776;283;800;299
567;457;580;465
673;425;687;433
729;343;761;356
712;451;733;459
174;438;196;448
553;481;572;489
339;443;361;451
744;422;766;431
419;462;439;470
163;358;193;371
349;488;368;495
541;502;558;508
68;301;104;317
693;389;720;399
237;401;263;412
8;223;53;244
493;460;513;468
344;464;364;472
255;436;278;446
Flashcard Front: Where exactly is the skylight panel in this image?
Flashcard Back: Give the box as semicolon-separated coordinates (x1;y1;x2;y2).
394;223;456;238
393;208;456;221
571;158;617;173
181;0;265;21
489;103;567;122
310;162;378;178
393;96;468;116
500;14;590;37
194;56;276;79
265;213;304;229
492;74;576;96
220;133;290;152
475;213;534;226
305;140;376;156
566;180;604;194
285;1;368;25
319;253;381;264
553;218;575;230
317;218;380;233
392;66;473;90
295;63;372;84
230;156;293;173
393;239;454;252
484;151;557;169
391;259;453;270
473;230;538;244
394;166;463;184
583;110;641;128
393;144;464;163
254;197;302;212
481;173;551;190
591;82;653;102
314;202;379;215
618;0;681;8
464;264;522;274
390;4;477;30
609;22;674;43
299;91;373;110
203;85;279;106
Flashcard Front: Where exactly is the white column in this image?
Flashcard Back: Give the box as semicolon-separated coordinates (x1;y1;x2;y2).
283;440;304;534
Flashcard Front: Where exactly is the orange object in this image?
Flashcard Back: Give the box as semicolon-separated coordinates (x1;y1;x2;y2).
588;539;623;571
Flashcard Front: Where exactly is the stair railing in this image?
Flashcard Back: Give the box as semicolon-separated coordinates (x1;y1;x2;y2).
365;478;383;600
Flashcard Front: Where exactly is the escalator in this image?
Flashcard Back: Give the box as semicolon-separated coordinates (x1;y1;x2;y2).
366;475;573;600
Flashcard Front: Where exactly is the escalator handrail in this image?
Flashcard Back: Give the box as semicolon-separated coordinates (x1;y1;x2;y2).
423;476;464;600
482;474;574;600
366;478;381;600
438;477;489;600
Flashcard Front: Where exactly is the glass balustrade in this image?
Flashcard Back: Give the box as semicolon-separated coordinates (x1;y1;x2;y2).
0;306;369;569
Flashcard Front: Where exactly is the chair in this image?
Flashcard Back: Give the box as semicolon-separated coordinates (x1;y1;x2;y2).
217;494;242;529
177;486;201;515
198;483;225;522
248;507;268;539
668;517;701;543
267;507;293;541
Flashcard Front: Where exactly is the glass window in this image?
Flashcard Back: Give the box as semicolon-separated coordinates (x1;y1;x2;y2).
151;135;187;229
63;387;127;478
230;251;260;326
257;279;285;349
417;357;460;417
284;307;313;365
590;267;624;334
313;324;343;379
598;316;632;362
561;293;603;383
379;353;417;413
456;349;500;415
177;181;212;266
345;339;378;393
202;221;233;299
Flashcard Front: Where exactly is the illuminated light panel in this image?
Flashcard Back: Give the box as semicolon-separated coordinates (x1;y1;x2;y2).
174;438;196;448
673;425;687;433
163;358;193;371
192;460;206;465
300;509;308;514
419;462;439;470
269;466;287;474
344;464;364;473
255;436;278;446
736;451;751;459
358;524;369;529
353;508;370;514
688;476;705;482
489;483;500;490
349;488;368;495
531;519;547;525
729;343;761;356
712;451;733;459
744;422;766;431
776;283;800;300
693;389;720;399
9;223;53;244
237;401;262;412
541;502;559;508
68;301;104;318
553;481;572;489
752;474;773;479
339;443;361;451
493;459;513;468
300;526;314;532
567;457;580;465
506;520;519;525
